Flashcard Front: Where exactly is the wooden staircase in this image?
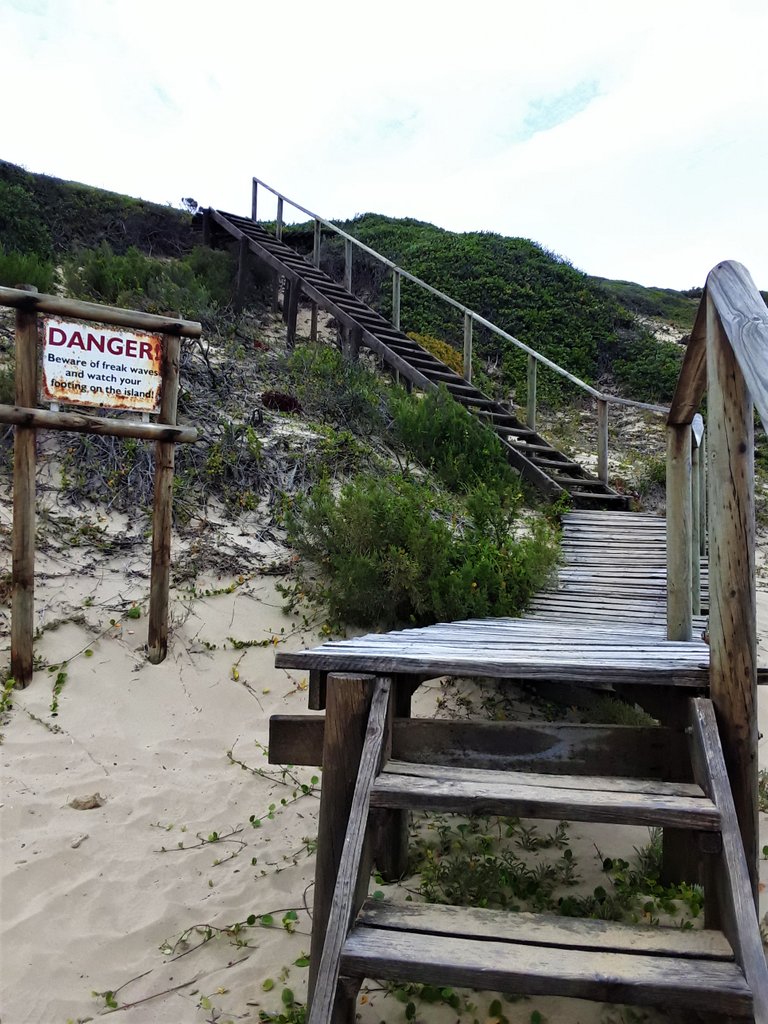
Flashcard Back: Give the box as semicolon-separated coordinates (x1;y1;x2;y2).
307;678;768;1024
205;208;629;510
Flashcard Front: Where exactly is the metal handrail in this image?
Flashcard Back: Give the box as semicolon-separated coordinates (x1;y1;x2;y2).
251;176;668;417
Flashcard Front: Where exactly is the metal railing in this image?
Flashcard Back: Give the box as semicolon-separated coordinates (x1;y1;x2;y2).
251;176;669;485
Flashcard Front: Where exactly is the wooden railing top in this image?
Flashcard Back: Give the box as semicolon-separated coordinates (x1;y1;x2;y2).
251;176;668;415
0;286;202;338
668;261;768;428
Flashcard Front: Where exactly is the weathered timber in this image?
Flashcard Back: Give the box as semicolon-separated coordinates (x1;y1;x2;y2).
340;928;752;1017
307;675;374;1006
268;717;691;780
370;769;720;830
706;292;758;901
0;286;201;337
308;676;390;1024
147;335;179;664
11;293;38;686
0;405;196;442
689;698;768;1023
666;423;693;640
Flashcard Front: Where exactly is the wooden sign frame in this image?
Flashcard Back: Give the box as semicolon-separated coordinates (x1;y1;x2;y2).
0;285;201;686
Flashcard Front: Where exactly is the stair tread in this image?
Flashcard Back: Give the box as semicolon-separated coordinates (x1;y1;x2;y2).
356;898;736;960
342;906;750;1016
370;761;721;829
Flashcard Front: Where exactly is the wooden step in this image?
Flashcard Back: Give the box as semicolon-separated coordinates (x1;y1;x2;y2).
370;760;721;829
342;899;750;1018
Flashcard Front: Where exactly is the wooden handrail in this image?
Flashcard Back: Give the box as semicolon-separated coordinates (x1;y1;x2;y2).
250;176;666;416
665;258;767;902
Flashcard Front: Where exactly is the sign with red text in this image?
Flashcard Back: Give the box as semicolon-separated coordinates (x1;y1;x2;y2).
41;318;163;413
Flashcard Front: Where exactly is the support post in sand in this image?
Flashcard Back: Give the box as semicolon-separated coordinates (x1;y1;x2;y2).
526;353;537;430
308;674;374;1010
310;219;321;342
11;285;39;687
597;399;609;484
286;279;300;350
666;422;692;641
464;312;473;384
235;235;248;313
148;334;181;664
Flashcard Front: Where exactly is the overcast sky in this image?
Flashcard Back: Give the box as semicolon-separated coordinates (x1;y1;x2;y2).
2;0;767;289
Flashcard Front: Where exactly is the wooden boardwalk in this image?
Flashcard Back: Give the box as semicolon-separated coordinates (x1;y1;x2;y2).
276;510;712;688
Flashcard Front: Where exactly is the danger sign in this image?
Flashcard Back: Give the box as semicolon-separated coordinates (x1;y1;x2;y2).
41;318;163;413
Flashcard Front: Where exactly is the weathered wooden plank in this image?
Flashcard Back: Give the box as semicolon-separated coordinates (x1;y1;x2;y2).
690;698;768;1023
706;291;759;899
11;297;38;687
269;717;691;780
370;772;720;830
0;285;202;337
308;676;390;1024
147;334;179;665
356;898;734;959
340;928;752;1016
308;675;375;1006
383;760;704;797
0;404;197;442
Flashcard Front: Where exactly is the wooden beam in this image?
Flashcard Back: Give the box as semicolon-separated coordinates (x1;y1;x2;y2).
0;405;196;442
147;335;180;665
251;179;258;221
11;291;38;687
526;354;537;430
597;398;609;483
0;286;201;338
269;716;691;781
668;298;707;426
464;313;473;384
307;674;376;1007
235;235;248;313
706;291;758;900
344;238;353;292
392;271;401;331
666;423;692;640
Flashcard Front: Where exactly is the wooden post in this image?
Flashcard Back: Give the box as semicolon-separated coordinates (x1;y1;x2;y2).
706;294;758;901
464;312;473;384
342;325;361;363
275;197;283;241
597;399;609;484
282;279;291;324
11;286;38;687
392;271;401;331
344;239;353;293
370;676;413;881
147;334;180;664
235;235;248;313
526;354;537;430
666;423;693;641
699;433;708;555
201;208;212;247
691;435;701;616
308;674;375;1005
271;274;280;315
251;179;258;221
286;280;300;350
310;219;321;342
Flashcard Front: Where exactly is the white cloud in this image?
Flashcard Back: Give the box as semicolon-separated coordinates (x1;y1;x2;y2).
1;0;767;288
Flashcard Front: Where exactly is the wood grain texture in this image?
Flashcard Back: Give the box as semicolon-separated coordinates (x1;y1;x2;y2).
147;334;180;664
340;927;752;1016
370;770;720;830
11;299;38;687
307;676;390;1024
706;293;759;898
0;285;201;337
668;297;707;426
307;675;374;1005
268;716;691;781
0;404;196;442
356;897;734;959
666;424;693;640
689;698;768;1023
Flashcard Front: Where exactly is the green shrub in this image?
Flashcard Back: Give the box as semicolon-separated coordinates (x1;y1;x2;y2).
283;473;558;628
392;386;519;496
0;181;52;258
407;331;464;375
0;245;55;292
612;332;684;404
288;344;387;434
63;242;234;319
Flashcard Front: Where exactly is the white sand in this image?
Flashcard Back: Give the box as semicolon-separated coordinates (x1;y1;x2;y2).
2;491;768;1023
